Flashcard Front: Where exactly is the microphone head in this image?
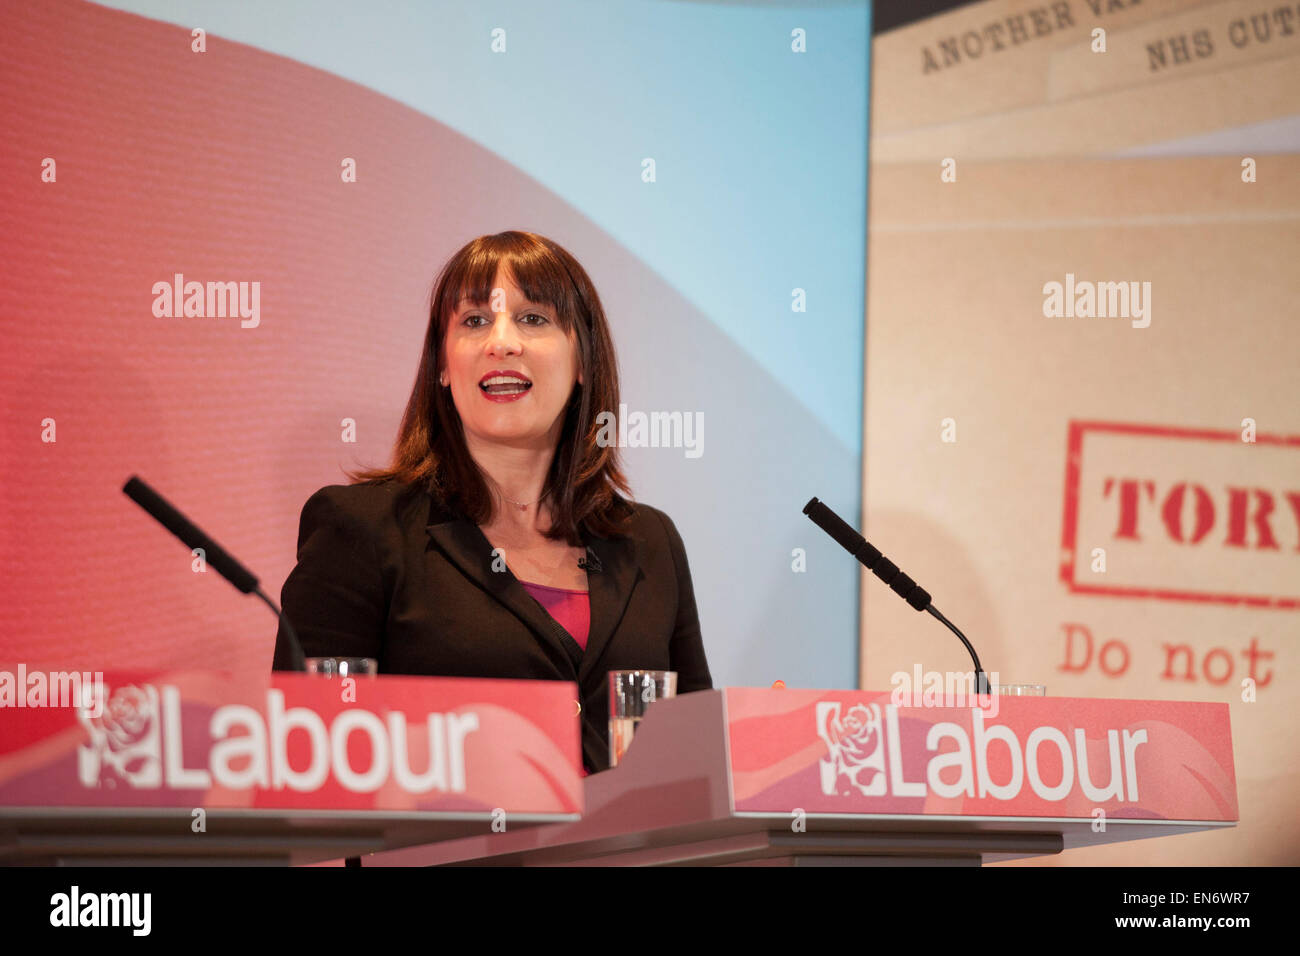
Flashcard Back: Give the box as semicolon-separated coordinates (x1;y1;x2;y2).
123;474;259;593
802;496;863;556
802;494;931;611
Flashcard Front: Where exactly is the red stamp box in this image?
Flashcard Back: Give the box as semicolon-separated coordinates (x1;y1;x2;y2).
1059;420;1300;611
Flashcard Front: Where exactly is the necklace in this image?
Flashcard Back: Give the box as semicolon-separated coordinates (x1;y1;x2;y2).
502;489;549;512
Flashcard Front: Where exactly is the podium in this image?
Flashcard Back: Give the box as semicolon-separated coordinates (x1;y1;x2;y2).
0;669;582;865
363;688;1238;866
1;675;1236;866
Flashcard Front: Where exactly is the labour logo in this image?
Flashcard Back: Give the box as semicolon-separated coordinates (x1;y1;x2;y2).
816;701;885;796
76;684;162;788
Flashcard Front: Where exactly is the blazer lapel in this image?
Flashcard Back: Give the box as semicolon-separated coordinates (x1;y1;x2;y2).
424;507;571;671
577;528;640;685
423;493;641;683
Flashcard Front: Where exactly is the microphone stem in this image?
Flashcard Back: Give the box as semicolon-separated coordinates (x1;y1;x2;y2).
925;604;990;694
255;587;306;672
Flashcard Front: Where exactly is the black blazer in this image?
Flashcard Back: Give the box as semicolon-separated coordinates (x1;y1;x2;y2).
271;480;713;773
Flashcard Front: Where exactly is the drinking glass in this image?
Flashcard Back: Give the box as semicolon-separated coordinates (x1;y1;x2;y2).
608;670;676;767
304;657;377;678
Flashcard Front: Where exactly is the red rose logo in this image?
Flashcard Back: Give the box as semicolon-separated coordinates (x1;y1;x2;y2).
101;685;153;751
77;684;162;788
817;701;886;796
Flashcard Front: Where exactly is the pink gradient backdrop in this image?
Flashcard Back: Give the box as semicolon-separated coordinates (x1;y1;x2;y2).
5;2;854;675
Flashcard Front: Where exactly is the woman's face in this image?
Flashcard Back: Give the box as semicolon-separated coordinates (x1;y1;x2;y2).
442;265;582;452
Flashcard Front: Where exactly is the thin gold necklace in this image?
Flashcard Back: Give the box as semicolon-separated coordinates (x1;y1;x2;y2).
501;489;549;512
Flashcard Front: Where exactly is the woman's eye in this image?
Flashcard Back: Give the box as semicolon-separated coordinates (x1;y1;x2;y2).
463;312;548;326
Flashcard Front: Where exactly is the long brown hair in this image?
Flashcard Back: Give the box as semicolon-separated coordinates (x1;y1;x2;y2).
348;231;633;543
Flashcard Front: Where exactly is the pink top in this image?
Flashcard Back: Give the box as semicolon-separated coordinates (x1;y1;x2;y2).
519;580;591;650
520;581;592;776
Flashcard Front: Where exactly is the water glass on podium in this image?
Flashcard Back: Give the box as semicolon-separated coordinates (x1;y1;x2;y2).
304;657;377;678
608;670;676;767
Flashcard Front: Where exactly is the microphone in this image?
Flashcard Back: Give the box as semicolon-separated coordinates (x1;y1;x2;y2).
803;496;990;695
577;547;602;573
123;475;307;671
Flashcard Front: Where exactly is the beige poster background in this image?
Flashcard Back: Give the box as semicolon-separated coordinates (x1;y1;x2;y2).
864;0;1299;865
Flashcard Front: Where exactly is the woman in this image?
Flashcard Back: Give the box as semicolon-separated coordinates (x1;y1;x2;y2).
272;231;712;774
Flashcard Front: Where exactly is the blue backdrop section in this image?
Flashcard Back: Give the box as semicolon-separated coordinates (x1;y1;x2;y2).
99;0;871;690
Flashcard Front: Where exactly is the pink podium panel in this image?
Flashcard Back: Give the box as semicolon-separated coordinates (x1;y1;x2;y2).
363;688;1236;867
0;669;582;816
728;689;1237;823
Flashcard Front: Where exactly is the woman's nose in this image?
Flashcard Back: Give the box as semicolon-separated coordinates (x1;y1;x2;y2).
485;314;520;356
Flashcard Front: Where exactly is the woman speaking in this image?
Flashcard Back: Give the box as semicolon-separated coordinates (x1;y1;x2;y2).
272;231;713;774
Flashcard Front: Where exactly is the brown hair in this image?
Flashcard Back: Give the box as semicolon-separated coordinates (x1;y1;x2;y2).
348;231;633;543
